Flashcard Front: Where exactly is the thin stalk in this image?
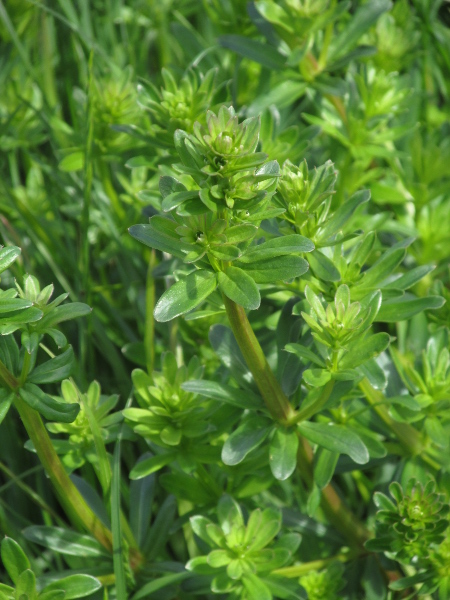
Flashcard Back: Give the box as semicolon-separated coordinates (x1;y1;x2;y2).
0;359;143;568
145;250;156;374
273;549;359;577
13;392;114;551
222;297;369;546
222;295;296;423
289;380;335;424
296;437;369;546
359;379;423;456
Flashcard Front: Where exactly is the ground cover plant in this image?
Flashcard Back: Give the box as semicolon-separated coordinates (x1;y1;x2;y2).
1;0;450;598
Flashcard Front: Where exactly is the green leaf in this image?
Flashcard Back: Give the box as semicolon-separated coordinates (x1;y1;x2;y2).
222;419;272;465
154;270;217;322
16;569;35;598
284;343;326;368
1;537;30;584
384;265;435;290
209;245;242;261
339;333;390;369
303;369;332;387
317;190;371;242
38;303;91;329
218;495;244;534
314;448;339;489
307;251;341;282
242;572;272;600
269;428;299;481
218;267;260;310
239;235;314;263
0;246;21;274
225;224;258;244
0;298;32;314
19;383;80;423
298;422;369;464
0;390;14;425
129;217;191;259
237;255;309;283
181;380;262;409
161;190;199;212
59;151;84;172
23;526;108;557
375;295;445;322
43;575;102;599
248;81;307;115
129;455;156;548
28;346;74;384
143;495;177;558
131;573;192;600
330;0;392;59
129;452;176;479
219;35;286;70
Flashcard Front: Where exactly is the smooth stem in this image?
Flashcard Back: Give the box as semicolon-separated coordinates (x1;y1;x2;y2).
13;393;114;552
145;250;156;374
222;297;369;546
0;359;143;568
296;437;370;546
222;295;295;423
290;380;335;424
359;378;422;457
273;549;359;578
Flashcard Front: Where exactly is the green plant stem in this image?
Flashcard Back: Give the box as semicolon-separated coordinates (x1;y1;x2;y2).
222;297;369;546
145;250;156;374
359;378;423;456
273;549;359;577
13;392;114;551
0;359;144;569
222;295;296;423
298;438;369;546
290;380;335;424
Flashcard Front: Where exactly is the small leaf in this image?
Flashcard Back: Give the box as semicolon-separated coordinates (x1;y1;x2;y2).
1;537;30;584
59;151;84;172
38;303;91;329
23;526;108;557
307;251;341;282
269;428;298;480
238;255;309;283
339;333;390;369
0;246;21;274
298;422;369;464
19;383;80;423
129;218;191;259
181;380;261;409
222;420;272;465
240;235;314;263
314;448;339;489
303;369;332;387
28;346;74;384
218;267;260;310
375;295;445;322
154;270;217;322
129;453;176;479
219;35;286;70
43;575;102;599
242;572;272;600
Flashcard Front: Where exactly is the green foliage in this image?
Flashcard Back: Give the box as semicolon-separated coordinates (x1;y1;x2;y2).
1;0;450;598
0;537;101;599
187;495;301;599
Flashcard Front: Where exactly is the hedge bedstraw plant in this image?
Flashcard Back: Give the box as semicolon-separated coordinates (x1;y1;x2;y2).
1;0;450;599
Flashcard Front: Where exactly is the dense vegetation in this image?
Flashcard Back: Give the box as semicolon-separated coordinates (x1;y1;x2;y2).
1;0;450;598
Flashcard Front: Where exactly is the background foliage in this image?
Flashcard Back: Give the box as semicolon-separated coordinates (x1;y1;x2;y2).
1;0;450;598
